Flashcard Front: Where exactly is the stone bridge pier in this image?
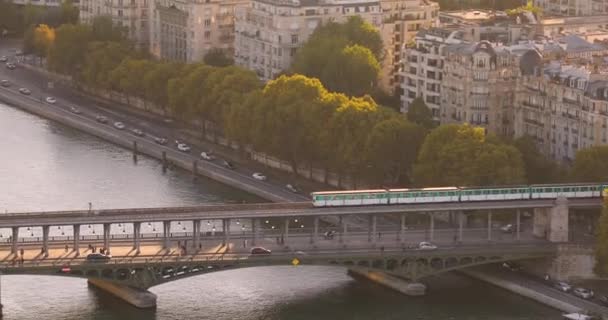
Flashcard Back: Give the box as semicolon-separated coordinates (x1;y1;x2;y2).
533;196;569;242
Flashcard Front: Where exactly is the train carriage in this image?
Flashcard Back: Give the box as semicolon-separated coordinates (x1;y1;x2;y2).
388;187;459;204
311;190;389;207
460;186;530;202
530;183;604;199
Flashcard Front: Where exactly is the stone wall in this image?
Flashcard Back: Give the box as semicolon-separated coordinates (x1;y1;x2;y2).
519;244;599;281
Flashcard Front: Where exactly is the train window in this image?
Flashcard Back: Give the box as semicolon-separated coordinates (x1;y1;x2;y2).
544;188;552;192
563;187;570;192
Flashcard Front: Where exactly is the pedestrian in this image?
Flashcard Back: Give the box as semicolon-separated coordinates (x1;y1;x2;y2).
20;248;24;256
65;244;69;252
199;243;202;249
378;232;382;239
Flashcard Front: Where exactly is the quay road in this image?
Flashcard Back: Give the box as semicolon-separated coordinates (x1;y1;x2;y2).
0;44;308;203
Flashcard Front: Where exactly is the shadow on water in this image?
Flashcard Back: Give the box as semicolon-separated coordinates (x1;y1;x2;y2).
86;284;157;320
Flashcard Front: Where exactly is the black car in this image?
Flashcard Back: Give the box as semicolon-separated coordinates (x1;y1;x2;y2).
154;137;168;145
86;253;111;262
324;230;336;239
223;160;235;170
250;247;271;255
599;295;608;306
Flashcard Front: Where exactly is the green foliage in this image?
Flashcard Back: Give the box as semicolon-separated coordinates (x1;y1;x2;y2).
506;0;542;16
142;62;184;113
60;0;79;25
81;41;132;89
571;146;608;182
512;136;560;183
292;16;382;97
203;48;234;67
595;198;608;276
407;97;435;129
48;24;92;76
0;0;23;33
436;0;523;11
91;16;127;42
413;124;525;187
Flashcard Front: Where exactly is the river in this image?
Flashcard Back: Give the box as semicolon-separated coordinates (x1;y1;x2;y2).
0;103;560;319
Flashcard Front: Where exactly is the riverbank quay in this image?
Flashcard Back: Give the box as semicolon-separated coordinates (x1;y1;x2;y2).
460;267;608;319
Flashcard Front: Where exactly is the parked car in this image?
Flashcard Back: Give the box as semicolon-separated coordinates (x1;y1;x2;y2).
113;122;126;130
5;63;15;70
324;230;336;240
200;151;215;161
252;172;267;181
418;241;437;250
554;281;572;292
501;262;521;272
599;295;608;306
86;253;111;262
250;247;271;255
154;137;168;145
70;107;81;114
0;56;7;62
286;184;299;193
500;224;514;233
131;128;144;136
572;288;594;299
0;80;10;87
95;115;109;124
177;143;191;152
18;87;31;95
45;97;56;104
223;160;235;170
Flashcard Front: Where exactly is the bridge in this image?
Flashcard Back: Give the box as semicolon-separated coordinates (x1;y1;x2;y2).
0;196;599;308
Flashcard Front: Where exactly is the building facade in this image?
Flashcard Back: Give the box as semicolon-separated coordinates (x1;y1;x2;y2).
149;0;248;62
534;0;608;16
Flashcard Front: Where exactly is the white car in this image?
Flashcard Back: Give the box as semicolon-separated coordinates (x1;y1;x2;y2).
70;107;81;114
200;151;215;161
177;143;191;152
252;172;267;181
0;56;6;62
18;87;31;95
45;97;56;104
572;287;594;299
113;122;126;130
500;224;514;233
131;128;144;136
418;242;437;250
286;184;299;193
554;281;572;292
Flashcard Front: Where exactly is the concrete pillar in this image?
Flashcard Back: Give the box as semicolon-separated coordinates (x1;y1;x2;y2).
103;223;111;253
251;218;258;246
73;224;80;256
339;216;344;243
368;215;377;244
311;216;319;245
163;221;171;249
399;213;406;243
133;222;141;254
42;225;50;257
549;197;569;242
223;218;231;246
429;213;435;241
192;220;201;249
458;212;464;242
283;218;289;246
516;209;521;241
342;216;348;243
487;210;493;241
11;227;18;254
533;207;548;239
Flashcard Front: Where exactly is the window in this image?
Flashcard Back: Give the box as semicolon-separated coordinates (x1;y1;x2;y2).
204;19;211;26
291;34;298;44
204;31;211;39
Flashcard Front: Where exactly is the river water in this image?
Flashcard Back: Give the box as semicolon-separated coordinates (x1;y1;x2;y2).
0;103;560;319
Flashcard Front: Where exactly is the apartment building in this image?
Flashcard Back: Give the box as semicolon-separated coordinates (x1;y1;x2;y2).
149;0;248;62
80;0;150;49
514;61;608;163
11;0;63;7
534;0;608;16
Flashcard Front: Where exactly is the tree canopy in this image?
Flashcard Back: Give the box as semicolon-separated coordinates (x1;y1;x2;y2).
571;146;608;182
595;198;608;276
407;97;435;129
203;48;234;67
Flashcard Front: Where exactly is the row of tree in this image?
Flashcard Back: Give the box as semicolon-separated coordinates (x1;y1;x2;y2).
0;0;78;36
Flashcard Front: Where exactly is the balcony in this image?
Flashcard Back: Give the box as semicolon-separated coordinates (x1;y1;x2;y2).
522;101;541;109
524;118;544;127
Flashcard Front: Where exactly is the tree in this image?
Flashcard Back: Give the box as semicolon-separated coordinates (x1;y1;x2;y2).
47;23;92;76
413;124;525;187
224;89;263;151
167;64;215;121
109;58;153;104
80;41;131;89
91;15;126;42
60;0;79;25
512;136;560;183
506;0;542;17
333;45;379;97
0;0;23;34
203;48;234;67
32;24;55;57
407;97;434;129
571;146;608;182
595;198;608;276
142;62;184;114
365;117;426;186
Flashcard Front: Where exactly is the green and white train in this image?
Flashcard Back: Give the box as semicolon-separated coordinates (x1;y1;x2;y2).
311;183;607;207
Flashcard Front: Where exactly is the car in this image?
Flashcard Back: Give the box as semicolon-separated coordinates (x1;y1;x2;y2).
86;253;111;262
113;121;126;130
572;287;594;299
250;247;271;255
131;128;144;136
70;107;81;114
18;87;30;95
500;224;514;233
324;230;336;239
95;115;109;124
418;241;437;250
200;151;215;161
5;63;15;70
154;137;168;145
177;143;191;152
286;184;299;193
15;50;23;56
599;295;608;306
554;281;572;292
45;97;56;104
223;160;235;170
501;262;521;272
0;80;10;87
0;56;6;62
252;172;267;181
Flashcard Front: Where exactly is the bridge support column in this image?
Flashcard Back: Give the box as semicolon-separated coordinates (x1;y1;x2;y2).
516;209;521;241
42;225;50;257
339;216;344;244
533;197;569;242
487;210;493;241
398;213;406;244
223;219;231;247
11;227;18;255
192;220;201;249
342;216;348;245
73;224;80;256
87;279;156;309
103;223;111;254
311;216;318;245
458;212;464;242
429;213;435;241
251;218;258;246
283;218;289;247
368;215;377;245
162;221;171;249
133;222;141;254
